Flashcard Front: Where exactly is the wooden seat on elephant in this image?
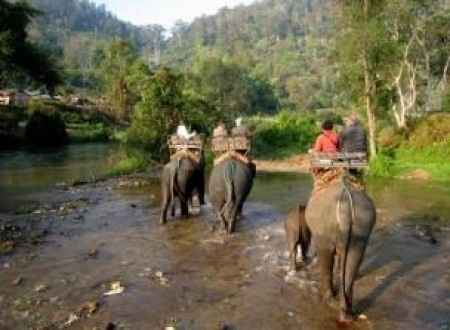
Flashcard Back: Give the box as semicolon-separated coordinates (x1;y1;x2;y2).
310;152;368;169
211;136;252;166
211;136;251;156
168;134;203;163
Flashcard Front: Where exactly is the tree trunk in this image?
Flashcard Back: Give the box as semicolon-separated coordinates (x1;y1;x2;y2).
363;0;377;157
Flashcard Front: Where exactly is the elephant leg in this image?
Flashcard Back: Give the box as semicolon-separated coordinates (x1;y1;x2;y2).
160;192;170;225
318;247;336;302
180;198;189;218
288;241;298;272
171;198;176;217
218;211;227;232
227;204;240;234
338;241;367;323
198;174;205;205
299;227;311;262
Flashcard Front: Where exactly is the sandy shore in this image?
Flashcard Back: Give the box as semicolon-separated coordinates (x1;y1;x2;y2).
254;154;310;173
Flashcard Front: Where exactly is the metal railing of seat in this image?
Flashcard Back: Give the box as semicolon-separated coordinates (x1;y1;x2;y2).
168;135;204;153
309;152;368;169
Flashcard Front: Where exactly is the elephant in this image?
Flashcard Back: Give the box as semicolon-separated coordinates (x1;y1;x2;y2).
160;155;205;224
284;204;311;271
300;178;376;323
209;158;256;234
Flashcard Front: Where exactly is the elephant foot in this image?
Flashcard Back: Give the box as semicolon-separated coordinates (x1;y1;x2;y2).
337;310;355;325
289;263;297;273
322;290;338;308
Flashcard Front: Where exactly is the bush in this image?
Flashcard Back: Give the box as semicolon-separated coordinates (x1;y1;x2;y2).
107;150;149;176
407;113;450;148
250;111;320;159
368;152;395;177
66;123;110;143
25;105;67;146
377;126;406;150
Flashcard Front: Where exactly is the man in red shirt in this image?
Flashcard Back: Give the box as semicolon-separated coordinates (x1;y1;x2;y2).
314;119;339;152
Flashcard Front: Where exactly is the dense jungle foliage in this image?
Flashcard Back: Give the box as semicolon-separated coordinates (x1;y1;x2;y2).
2;0;450;179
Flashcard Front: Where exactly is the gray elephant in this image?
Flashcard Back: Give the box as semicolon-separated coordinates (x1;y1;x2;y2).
160;155;205;224
301;178;376;323
209;159;255;234
284;204;311;271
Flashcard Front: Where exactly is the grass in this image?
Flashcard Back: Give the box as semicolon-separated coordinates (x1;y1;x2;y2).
393;142;450;181
370;114;450;181
370;141;450;181
67;123;110;143
106;153;150;176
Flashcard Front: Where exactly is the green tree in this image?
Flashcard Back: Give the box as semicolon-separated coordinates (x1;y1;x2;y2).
338;0;396;157
97;40;139;119
127;67;186;158
0;0;61;91
186;52;278;125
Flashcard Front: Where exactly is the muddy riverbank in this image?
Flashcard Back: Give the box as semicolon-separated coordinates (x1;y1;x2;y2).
1;170;450;330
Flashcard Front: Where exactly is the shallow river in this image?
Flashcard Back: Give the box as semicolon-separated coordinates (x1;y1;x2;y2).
0;144;449;329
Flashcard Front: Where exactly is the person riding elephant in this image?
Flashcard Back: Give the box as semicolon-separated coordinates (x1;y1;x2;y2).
313;119;339;153
340;113;367;154
231;117;249;137
213;121;228;138
301;178;376;323
209;158;255;234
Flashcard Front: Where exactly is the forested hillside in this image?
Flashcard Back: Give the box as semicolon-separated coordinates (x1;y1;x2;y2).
163;0;338;111
23;0;165;88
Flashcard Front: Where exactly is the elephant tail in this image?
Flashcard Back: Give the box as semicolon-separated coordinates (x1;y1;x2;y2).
337;180;356;301
221;161;236;218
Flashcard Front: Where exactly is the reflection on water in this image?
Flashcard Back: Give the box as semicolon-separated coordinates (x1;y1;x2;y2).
0;143;120;212
251;171;450;221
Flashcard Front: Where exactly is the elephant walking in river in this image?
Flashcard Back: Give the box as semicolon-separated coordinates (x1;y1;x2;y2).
303;179;376;323
160;155;205;224
209;159;255;234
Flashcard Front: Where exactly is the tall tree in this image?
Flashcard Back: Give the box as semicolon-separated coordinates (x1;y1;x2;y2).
338;0;394;157
0;0;61;91
97;40;138;119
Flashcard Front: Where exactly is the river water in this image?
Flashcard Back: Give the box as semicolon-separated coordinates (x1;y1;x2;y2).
0;143;121;212
0;144;449;329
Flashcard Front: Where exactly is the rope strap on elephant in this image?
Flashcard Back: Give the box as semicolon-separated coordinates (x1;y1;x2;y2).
170;149;201;164
311;168;365;199
214;151;251;166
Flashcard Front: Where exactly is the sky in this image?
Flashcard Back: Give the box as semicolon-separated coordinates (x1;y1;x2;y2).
92;0;256;29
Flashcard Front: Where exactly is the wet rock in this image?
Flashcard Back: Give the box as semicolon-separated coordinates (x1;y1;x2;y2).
34;284;48;292
64;313;79;327
78;300;99;316
413;225;438;245
50;296;59;304
88;249;98;258
0;240;15;254
105;323;116;330
104;281;125;296
12;276;23;286
155;271;170;286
